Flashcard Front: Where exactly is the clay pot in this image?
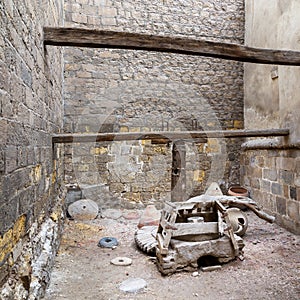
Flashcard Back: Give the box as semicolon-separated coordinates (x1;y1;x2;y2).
228;186;249;197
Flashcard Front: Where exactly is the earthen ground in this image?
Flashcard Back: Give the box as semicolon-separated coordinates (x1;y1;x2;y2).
44;209;300;300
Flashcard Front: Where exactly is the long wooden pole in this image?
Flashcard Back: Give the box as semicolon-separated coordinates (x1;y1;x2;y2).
52;129;289;144
44;27;300;65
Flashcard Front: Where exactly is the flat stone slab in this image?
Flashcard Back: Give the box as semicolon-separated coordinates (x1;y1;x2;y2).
68;199;99;220
119;278;147;293
101;209;122;220
122;210;141;220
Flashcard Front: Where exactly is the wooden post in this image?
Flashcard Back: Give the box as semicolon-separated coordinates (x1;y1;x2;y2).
171;141;186;202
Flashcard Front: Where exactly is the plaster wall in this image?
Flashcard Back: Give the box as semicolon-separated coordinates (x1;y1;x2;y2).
244;0;300;143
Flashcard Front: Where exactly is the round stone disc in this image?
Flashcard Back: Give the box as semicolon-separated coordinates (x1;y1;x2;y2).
110;256;132;266
67;199;99;220
98;237;118;248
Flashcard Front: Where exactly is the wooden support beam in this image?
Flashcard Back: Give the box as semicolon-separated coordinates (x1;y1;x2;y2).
44;27;300;65
52;129;289;144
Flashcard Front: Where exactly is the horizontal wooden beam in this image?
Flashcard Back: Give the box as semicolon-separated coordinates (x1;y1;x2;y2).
52;129;289;144
44;27;300;65
242;139;300;150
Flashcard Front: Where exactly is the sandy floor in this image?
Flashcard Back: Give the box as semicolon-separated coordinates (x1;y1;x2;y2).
44;209;300;300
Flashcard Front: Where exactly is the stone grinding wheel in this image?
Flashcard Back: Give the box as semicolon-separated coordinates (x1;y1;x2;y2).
110;257;132;266
227;207;248;236
98;237;118;248
67;199;99;220
134;226;158;255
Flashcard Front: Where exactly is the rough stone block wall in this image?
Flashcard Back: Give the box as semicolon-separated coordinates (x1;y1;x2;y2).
63;0;245;207
241;149;300;234
0;0;64;298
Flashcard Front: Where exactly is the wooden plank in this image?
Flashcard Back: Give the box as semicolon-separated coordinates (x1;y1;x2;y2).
160;208;178;249
216;201;239;256
44;27;300;65
218;211;224;236
52;129;289;144
171;141;186;202
156;233;168;255
174;202;198;210
171;222;218;237
160;217;178;231
164;201;177;210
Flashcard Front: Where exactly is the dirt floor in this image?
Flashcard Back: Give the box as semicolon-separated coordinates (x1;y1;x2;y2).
44;208;300;300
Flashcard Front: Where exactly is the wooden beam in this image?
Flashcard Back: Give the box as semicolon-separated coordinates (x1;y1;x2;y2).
52;129;289;144
44;27;300;65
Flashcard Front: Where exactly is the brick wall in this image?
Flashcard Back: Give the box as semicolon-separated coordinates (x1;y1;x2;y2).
63;0;245;207
0;0;64;298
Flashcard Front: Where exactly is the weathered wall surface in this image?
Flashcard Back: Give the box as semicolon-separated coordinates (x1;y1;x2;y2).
63;0;245;208
243;0;300;233
0;0;65;298
241;149;300;234
244;0;300;142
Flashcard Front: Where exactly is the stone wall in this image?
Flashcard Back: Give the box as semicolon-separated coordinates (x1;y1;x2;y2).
241;148;300;234
63;0;245;208
242;0;300;233
0;0;65;298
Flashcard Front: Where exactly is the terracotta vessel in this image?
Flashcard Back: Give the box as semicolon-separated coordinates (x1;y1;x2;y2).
228;186;249;197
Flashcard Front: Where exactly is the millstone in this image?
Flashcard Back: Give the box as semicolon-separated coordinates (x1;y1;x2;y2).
98;237;118;248
110;257;132;266
67;199;99;220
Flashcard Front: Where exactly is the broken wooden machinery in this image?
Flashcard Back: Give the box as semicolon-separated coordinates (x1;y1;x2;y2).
135;183;275;275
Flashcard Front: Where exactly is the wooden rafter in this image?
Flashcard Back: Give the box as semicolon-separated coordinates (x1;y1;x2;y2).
52;129;289;144
44;27;300;65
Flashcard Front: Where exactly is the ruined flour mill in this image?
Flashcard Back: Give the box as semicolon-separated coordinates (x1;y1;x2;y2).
1;0;300;299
